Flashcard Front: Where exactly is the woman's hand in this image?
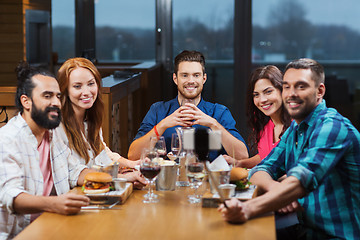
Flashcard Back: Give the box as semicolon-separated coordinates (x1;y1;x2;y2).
126;159;141;169
223;154;237;166
119;171;147;189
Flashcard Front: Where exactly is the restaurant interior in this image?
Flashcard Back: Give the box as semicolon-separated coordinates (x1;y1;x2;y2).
1;0;360;155
0;1;360;238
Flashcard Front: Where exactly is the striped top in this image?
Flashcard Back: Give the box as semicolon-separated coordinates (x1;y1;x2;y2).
250;100;360;239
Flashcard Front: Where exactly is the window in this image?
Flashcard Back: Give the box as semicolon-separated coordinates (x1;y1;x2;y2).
253;0;360;62
253;0;360;128
95;0;156;62
52;0;75;61
173;0;234;109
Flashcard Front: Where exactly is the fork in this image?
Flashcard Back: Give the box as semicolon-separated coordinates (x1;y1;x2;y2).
82;200;120;210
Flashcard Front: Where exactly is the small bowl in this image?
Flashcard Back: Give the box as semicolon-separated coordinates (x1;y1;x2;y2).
113;178;127;191
218;184;236;199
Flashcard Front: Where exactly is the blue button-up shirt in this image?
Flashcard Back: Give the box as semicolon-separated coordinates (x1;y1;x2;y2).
250;100;360;239
133;97;247;160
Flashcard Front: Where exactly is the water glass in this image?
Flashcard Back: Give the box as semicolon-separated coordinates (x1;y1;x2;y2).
150;136;167;159
185;153;205;204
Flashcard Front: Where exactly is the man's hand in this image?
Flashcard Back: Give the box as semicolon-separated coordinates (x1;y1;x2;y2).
218;198;250;224
277;200;304;214
158;106;194;130
49;193;90;215
180;103;217;128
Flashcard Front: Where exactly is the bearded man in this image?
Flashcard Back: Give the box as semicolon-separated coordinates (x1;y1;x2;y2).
0;62;92;239
219;58;360;240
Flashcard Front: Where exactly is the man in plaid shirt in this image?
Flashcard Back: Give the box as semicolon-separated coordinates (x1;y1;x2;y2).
0;62;92;239
219;58;360;239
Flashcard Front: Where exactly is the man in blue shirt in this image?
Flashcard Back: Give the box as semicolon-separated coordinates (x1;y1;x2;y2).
219;58;360;239
128;50;248;160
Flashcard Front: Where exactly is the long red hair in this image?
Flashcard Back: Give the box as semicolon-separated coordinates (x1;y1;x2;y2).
57;58;104;163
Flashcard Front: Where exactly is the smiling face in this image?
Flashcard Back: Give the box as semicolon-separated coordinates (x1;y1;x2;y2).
282;68;325;123
29;75;62;129
173;61;206;103
68;67;98;115
253;78;283;119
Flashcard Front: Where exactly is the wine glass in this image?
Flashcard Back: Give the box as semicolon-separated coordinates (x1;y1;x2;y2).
186;153;205;204
141;149;160;203
140;148;158;202
167;133;179;161
151;136;167;159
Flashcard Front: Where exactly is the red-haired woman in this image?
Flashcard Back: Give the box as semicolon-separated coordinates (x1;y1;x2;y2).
56;57;145;186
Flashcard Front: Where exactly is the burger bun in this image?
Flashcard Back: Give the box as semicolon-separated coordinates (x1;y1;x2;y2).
230;167;248;181
85;172;113;183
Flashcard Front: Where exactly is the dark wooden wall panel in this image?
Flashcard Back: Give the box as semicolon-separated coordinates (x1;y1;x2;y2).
0;0;50;86
0;1;23;86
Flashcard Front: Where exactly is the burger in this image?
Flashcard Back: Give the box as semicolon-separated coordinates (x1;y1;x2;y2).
230;167;251;190
82;172;114;194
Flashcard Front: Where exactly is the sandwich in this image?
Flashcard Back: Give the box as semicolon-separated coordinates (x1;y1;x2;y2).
230;167;251;190
82;172;114;194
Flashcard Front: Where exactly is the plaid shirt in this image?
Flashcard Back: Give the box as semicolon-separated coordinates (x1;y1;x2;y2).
250;100;360;239
0;114;87;239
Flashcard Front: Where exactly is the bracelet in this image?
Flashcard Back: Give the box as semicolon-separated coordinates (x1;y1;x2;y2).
154;125;160;138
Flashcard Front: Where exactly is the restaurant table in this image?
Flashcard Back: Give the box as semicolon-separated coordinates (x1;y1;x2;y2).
15;185;276;240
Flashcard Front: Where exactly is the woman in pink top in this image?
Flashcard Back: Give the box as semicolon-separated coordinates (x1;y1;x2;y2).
225;65;291;168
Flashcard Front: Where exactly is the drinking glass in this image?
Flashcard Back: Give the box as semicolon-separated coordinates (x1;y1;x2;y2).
186;154;205;204
167;133;180;161
185;151;197;200
181;98;195;106
150;136;167;159
141;149;160;203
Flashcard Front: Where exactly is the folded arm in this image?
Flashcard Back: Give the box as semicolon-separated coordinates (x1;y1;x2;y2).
128;106;191;160
219;175;306;223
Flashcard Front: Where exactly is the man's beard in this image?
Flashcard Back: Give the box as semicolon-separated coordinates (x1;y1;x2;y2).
31;102;61;129
180;84;202;100
285;97;316;122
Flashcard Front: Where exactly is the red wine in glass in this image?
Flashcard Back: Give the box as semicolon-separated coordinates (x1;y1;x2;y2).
140;165;161;180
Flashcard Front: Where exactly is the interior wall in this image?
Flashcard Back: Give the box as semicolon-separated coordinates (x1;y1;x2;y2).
0;0;51;86
0;0;24;86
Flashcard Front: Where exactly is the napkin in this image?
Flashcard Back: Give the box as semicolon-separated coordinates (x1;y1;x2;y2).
208;155;230;171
